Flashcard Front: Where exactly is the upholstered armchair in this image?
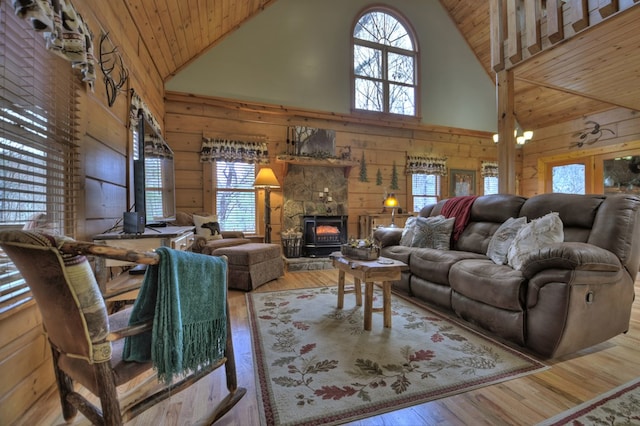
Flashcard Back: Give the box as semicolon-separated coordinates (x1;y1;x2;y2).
0;230;246;425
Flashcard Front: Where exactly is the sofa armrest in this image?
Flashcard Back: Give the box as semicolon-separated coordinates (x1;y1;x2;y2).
191;235;208;253
373;227;403;248
520;242;622;278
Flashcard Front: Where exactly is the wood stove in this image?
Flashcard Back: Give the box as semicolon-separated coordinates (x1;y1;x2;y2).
302;215;348;257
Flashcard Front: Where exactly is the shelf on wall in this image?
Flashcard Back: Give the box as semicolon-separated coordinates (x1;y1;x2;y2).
276;155;359;178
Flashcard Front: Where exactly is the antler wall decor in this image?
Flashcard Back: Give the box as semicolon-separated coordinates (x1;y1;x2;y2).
570;121;615;148
99;31;129;107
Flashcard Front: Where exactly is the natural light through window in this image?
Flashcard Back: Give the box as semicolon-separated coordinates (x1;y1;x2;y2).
215;161;257;233
353;8;417;116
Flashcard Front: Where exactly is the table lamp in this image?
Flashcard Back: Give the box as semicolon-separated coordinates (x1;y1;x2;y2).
253;167;280;243
384;193;399;227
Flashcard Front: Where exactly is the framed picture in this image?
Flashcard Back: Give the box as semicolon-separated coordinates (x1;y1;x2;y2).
450;169;476;197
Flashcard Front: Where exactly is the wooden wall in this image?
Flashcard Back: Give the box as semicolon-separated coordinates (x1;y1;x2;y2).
520;108;640;195
0;2;165;423
165;92;501;242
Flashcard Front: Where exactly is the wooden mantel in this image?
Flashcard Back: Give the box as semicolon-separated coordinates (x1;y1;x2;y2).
275;155;359;178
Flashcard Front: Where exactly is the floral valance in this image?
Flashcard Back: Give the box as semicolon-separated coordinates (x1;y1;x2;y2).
12;0;96;89
481;161;499;178
406;156;448;176
200;137;269;164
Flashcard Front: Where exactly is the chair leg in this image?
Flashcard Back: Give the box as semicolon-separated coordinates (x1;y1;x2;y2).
224;300;240;393
95;361;123;426
50;347;77;421
205;301;247;424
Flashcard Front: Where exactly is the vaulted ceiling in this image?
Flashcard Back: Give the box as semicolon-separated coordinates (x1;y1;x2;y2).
125;0;640;132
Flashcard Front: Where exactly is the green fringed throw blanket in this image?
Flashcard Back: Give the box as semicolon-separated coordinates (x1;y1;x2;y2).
123;247;227;383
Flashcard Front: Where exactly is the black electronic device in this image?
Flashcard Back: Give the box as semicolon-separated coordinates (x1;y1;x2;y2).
123;211;145;234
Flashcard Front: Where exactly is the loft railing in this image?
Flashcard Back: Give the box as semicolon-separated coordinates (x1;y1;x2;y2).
490;0;640;72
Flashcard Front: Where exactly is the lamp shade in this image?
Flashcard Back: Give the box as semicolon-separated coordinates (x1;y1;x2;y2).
253;167;280;188
384;194;398;208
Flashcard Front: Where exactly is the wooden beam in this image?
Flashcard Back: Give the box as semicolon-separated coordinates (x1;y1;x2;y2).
570;0;589;32
525;0;541;54
496;70;517;194
507;0;522;64
490;0;505;72
546;0;565;44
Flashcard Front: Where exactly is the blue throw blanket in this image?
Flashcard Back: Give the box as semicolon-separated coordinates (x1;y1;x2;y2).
123;247;227;383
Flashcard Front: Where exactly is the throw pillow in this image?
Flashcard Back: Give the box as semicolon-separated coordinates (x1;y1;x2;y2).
193;214;223;240
486;216;528;265
507;212;564;270
399;216;417;246
410;215;455;250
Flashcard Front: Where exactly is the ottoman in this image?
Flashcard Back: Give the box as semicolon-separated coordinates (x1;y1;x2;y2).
212;243;284;291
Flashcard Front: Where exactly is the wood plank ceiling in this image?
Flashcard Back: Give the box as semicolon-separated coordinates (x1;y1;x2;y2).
125;0;640;132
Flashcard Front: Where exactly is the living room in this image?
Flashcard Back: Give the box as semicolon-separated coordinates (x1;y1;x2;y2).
1;0;640;424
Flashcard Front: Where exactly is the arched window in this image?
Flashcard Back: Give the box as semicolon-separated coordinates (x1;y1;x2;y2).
352;7;418;117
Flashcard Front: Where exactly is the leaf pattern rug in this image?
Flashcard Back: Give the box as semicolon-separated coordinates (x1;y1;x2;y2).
247;286;548;426
537;377;640;425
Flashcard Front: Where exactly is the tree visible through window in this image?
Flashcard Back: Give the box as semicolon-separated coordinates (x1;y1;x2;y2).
353;8;418;116
215;162;257;233
552;164;586;194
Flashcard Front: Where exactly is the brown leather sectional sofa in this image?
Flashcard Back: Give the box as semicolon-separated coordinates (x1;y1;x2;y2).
374;193;640;358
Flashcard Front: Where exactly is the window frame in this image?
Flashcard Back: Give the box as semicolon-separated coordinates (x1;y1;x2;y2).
409;173;441;212
351;6;421;121
212;161;259;234
544;158;593;194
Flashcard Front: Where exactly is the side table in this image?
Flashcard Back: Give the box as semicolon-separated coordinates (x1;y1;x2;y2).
330;252;407;330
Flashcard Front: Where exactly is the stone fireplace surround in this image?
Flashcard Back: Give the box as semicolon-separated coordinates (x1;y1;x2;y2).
282;164;349;241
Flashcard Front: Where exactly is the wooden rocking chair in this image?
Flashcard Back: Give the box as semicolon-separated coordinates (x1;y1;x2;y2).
0;230;246;425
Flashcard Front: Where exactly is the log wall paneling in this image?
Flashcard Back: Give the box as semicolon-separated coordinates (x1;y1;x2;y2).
165;93;499;244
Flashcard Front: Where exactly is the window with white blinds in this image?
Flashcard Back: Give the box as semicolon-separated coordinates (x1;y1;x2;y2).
215;162;257;233
0;3;80;318
411;174;440;211
484;176;499;195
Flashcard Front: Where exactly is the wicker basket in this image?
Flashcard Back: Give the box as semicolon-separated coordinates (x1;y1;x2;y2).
340;244;380;261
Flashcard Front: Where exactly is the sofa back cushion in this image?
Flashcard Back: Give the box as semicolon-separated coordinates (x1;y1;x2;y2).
519;193;603;242
588;194;640;275
453;194;527;254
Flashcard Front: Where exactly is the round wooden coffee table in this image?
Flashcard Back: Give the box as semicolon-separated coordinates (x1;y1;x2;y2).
330;252;408;330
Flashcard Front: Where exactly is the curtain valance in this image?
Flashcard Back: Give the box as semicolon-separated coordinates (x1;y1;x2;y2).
406;156;448;176
145;135;173;158
481;161;499;178
200;137;269;164
12;0;96;89
130;90;162;135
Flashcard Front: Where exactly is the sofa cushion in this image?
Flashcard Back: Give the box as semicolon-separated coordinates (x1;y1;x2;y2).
410;216;455;249
409;248;486;286
486;216;528;265
193;214;222;240
507;212;564;270
399;216;417;246
450;259;526;311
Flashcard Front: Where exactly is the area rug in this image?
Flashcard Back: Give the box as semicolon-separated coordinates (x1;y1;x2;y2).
247;286;548;426
538;377;640;425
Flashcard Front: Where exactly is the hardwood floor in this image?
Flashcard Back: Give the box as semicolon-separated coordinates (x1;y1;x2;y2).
19;269;640;425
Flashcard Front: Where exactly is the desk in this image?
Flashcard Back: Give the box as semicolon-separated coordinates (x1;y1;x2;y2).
93;226;195;266
93;226;194;292
330;252;407;330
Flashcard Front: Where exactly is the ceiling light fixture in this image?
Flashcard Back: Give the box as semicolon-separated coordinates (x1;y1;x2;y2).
492;129;534;145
